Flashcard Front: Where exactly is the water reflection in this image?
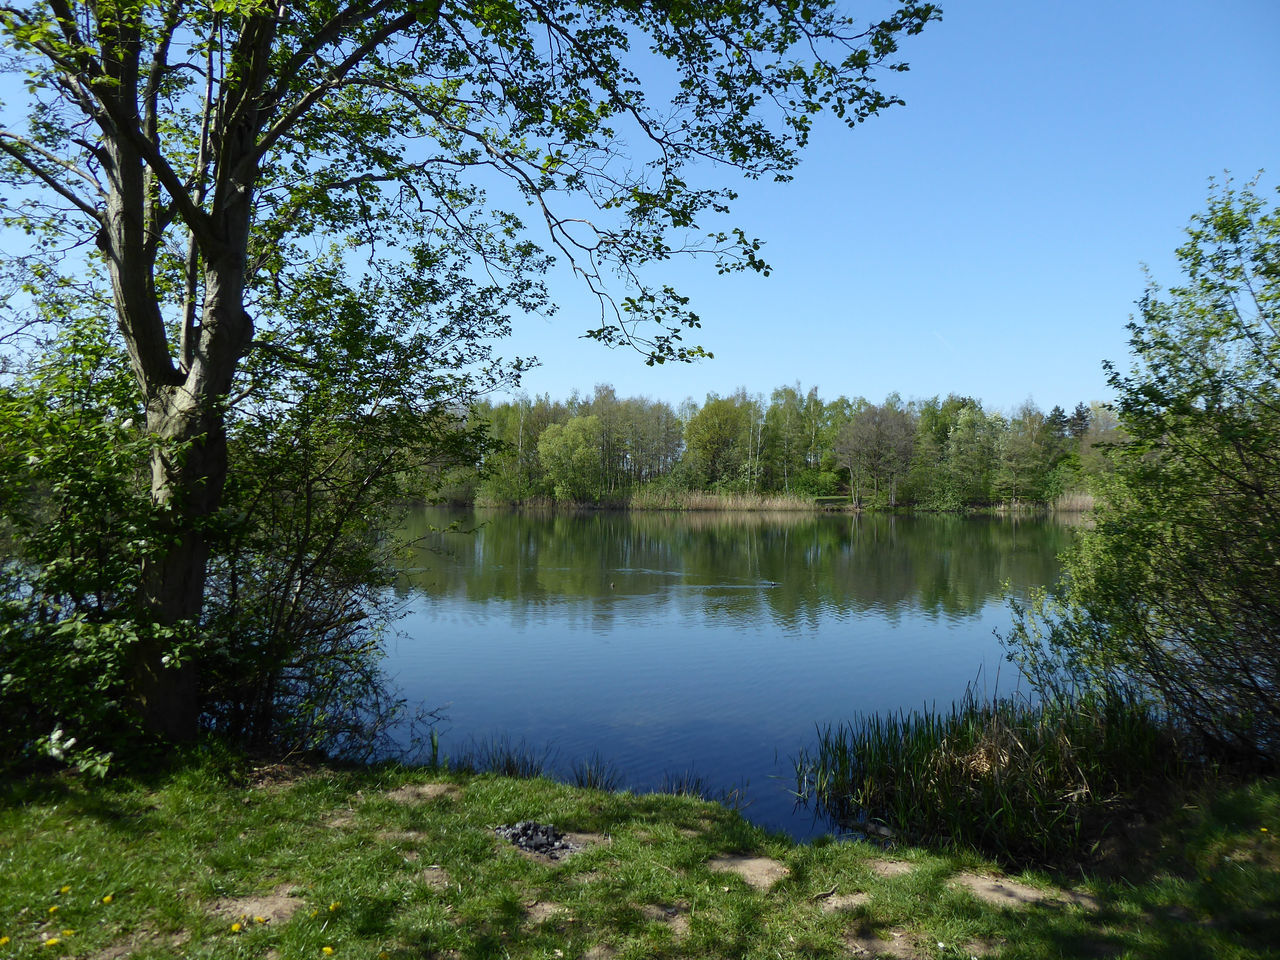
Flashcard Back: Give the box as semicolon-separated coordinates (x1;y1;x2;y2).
396;508;1074;626
388;507;1075;839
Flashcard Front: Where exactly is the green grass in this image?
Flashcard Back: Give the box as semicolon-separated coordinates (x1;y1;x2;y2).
0;757;1276;959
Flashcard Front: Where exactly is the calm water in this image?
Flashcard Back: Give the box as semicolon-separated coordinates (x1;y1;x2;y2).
389;507;1076;839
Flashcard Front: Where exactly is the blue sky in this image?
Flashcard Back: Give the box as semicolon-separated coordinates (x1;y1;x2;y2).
500;0;1280;414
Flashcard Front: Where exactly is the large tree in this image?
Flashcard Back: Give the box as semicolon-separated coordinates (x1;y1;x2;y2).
0;0;937;739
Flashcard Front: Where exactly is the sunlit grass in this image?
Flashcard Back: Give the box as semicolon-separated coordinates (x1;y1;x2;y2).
1;755;1275;958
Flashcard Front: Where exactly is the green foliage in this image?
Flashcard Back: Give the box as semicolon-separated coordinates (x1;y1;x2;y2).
202;247;526;756
0;316;158;772
0;241;524;768
1006;178;1280;764
681;391;763;492
1;0;941;746
469;385;1112;508
537;415;606;502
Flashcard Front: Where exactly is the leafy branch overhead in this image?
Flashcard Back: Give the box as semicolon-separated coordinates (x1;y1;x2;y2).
0;0;938;366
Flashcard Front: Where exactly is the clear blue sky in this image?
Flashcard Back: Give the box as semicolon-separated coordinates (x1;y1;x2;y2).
501;0;1280;415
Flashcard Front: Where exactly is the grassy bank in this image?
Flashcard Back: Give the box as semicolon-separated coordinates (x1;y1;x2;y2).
2;759;1277;959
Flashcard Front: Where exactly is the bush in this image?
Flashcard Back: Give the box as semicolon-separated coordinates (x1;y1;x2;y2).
2;249;514;770
0;317;158;772
1007;178;1280;766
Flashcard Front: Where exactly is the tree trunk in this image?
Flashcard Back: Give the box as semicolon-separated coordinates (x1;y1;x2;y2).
134;395;229;741
105;173;255;740
128;254;254;740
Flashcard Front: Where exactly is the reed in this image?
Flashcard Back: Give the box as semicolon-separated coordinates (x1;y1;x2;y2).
451;735;551;779
659;768;710;798
1052;490;1096;512
570;751;624;792
629;487;817;511
792;689;1187;865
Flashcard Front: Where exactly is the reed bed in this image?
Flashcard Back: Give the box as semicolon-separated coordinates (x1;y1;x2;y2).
1052;490;1096;512
629;487;817;511
792;690;1186;865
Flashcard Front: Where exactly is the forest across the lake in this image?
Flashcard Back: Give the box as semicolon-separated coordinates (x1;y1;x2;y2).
451;390;1113;511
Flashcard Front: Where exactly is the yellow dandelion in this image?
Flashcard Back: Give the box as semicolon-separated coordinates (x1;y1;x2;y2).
1262;827;1269;832
58;886;70;895
47;906;58;915
254;915;267;924
42;939;60;948
310;909;319;918
102;895;114;904
0;935;10;946
230;922;243;933
60;930;74;937
322;947;335;955
329;901;340;912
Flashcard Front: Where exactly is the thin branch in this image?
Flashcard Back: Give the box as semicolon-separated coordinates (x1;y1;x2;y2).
267;0;400;102
251;3;440;169
0;134;103;220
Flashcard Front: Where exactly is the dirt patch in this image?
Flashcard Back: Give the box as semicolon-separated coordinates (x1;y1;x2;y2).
640;902;690;937
866;859;914;879
843;926;918;958
209;884;304;925
379;829;429;843
707;854;789;890
952;873;1049;907
583;946;617;959
1060;889;1101;911
421;865;452;891
249;763;313;790
951;873;1097;911
819;892;871;913
325;810;355;828
386;782;462;804
524;900;572;926
962;937;1001;956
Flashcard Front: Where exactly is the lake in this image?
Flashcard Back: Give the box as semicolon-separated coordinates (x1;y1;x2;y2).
389;507;1076;839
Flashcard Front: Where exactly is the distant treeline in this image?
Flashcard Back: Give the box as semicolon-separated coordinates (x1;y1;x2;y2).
456;385;1118;509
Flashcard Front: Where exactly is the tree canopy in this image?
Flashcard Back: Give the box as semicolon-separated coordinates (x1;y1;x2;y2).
0;0;939;745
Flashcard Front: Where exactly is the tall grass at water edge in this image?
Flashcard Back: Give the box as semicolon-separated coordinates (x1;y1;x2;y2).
628;487;818;511
792;689;1187;866
443;736;744;807
1052;490;1095;513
